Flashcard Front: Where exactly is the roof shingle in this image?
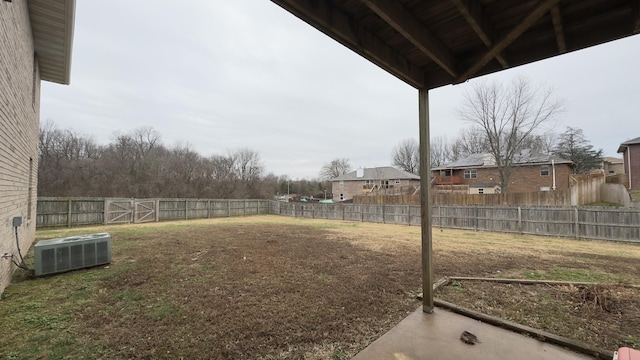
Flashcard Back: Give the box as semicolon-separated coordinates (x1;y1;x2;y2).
332;167;419;181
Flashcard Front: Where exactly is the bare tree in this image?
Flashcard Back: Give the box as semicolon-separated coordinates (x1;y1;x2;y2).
210;154;236;181
458;77;563;193
429;136;449;167
320;158;352;180
451;127;490;160
391;138;420;174
38;121;103;196
525;131;557;155
231;148;263;183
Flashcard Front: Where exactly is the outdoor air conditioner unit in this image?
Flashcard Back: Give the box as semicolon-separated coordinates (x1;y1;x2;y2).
35;233;112;276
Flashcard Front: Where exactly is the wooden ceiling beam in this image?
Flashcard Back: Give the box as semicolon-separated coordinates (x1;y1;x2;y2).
449;0;509;68
633;0;640;34
271;0;425;88
361;0;458;78
455;0;560;83
550;5;567;53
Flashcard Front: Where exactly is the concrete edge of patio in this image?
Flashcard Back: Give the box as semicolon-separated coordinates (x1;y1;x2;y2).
352;306;613;360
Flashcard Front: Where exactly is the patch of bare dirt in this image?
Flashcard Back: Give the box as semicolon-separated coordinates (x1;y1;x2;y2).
79;224;422;359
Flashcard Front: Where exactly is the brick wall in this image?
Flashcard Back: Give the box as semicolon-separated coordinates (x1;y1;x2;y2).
506;164;572;193
451;163;572;193
0;1;40;294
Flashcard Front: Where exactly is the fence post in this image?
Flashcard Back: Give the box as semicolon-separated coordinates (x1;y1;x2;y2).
342;205;345;221
207;200;211;218
155;199;160;222
130;199;135;223
473;206;478;231
244;200;247;216
228;200;231;217
67;199;72;228
574;207;580;239
382;204;386;224
407;204;411;226
132;199;138;224
103;199;108;225
517;206;522;234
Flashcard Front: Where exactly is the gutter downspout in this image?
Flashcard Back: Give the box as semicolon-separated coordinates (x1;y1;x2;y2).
551;159;556;191
628;147;632;190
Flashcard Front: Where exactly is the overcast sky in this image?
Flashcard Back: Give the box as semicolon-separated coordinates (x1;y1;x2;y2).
41;1;640;179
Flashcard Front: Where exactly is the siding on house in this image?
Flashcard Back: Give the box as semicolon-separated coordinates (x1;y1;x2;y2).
602;157;624;175
620;143;640;190
0;1;41;294
331;167;420;201
333;178;420;202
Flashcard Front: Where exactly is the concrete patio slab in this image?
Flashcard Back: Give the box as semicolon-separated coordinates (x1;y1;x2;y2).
353;307;599;360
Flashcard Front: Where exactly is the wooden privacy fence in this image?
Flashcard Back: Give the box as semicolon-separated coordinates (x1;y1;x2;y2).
356;174;612;207
354;190;572;206
36;197;270;228
37;198;640;242
271;202;640;243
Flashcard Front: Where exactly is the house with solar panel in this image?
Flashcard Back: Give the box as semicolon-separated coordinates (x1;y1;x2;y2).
432;151;573;194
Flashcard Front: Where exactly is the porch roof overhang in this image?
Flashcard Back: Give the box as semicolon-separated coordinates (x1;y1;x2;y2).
28;0;76;85
271;0;640;90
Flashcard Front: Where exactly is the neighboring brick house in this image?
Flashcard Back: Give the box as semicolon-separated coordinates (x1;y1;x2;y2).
617;137;640;190
331;167;420;202
432;151;573;194
0;0;75;294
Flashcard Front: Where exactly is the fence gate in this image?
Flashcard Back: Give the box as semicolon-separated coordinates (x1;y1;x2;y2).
134;200;156;223
105;199;134;224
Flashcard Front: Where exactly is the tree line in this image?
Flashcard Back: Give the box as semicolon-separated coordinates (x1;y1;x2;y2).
38;122;329;199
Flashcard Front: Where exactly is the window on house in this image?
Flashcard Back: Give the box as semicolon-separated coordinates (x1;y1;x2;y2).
339;181;344;188
440;170;452;176
381;180;389;188
339;193;345;201
464;169;477;179
395;179;401;184
478;188;484;194
540;165;550;176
